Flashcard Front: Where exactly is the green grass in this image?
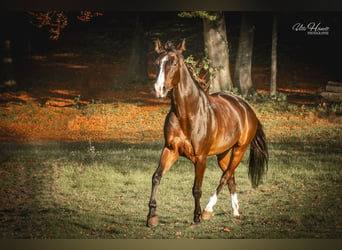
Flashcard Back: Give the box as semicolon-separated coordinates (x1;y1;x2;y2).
0;139;341;239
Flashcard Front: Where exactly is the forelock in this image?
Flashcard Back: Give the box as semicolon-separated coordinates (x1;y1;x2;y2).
164;41;175;52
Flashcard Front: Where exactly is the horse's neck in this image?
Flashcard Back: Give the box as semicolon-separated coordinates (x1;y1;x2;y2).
172;61;210;120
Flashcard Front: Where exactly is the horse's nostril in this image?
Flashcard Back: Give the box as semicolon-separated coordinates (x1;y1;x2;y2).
162;86;166;92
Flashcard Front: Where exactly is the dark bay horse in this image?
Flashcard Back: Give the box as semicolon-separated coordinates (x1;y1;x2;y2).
147;39;268;227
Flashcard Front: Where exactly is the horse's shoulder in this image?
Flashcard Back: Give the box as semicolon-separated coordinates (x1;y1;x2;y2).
165;110;178;123
164;110;181;133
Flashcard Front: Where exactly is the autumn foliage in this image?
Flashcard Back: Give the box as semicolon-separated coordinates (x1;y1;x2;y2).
28;11;103;40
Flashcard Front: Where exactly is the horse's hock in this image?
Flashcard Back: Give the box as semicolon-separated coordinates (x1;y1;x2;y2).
320;81;342;102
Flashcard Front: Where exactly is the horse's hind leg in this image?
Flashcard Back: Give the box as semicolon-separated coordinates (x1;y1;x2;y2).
228;174;241;217
203;175;241;219
218;146;248;217
203;146;247;220
202;150;231;220
147;147;178;227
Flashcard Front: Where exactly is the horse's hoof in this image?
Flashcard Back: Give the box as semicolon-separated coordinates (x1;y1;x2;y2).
201;210;214;220
234;214;243;220
147;216;159;227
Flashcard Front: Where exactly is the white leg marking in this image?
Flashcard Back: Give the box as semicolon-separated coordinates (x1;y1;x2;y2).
205;192;218;212
231;192;240;217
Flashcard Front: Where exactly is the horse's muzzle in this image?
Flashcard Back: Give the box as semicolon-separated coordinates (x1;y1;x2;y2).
154;84;168;98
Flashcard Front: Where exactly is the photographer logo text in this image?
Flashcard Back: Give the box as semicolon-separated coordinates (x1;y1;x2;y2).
292;22;330;35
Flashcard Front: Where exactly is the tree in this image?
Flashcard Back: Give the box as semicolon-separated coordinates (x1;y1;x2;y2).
28;11;103;40
118;15;150;85
1;40;16;88
30;11;149;86
234;13;255;97
270;14;278;97
179;11;233;93
202;11;233;93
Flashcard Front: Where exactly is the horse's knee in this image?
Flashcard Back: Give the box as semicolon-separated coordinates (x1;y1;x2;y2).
192;186;202;198
152;172;162;186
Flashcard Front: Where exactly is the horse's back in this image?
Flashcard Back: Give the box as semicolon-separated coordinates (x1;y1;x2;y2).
209;91;257;121
207;91;258;155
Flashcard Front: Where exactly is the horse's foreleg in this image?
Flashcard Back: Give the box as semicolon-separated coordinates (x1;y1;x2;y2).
147;147;178;227
192;156;207;224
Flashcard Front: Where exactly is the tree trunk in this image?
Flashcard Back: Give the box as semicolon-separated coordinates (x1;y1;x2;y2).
119;15;149;85
203;11;233;94
234;13;255;97
270;15;277;97
1;40;16;89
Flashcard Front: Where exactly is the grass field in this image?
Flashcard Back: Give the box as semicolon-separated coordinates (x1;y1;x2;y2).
0;99;341;239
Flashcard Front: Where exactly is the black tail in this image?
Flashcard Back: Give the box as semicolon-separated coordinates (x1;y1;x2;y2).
248;120;269;188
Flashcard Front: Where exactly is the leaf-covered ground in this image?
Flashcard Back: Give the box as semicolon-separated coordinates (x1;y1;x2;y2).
1;86;341;145
1;53;341;144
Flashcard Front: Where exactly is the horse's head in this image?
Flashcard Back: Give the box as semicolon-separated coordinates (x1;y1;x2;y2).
153;39;185;98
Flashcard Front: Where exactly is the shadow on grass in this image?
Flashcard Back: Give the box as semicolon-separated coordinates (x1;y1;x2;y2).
0;136;341;238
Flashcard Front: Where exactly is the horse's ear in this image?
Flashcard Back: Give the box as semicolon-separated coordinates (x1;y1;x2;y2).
176;39;186;53
155;39;164;54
